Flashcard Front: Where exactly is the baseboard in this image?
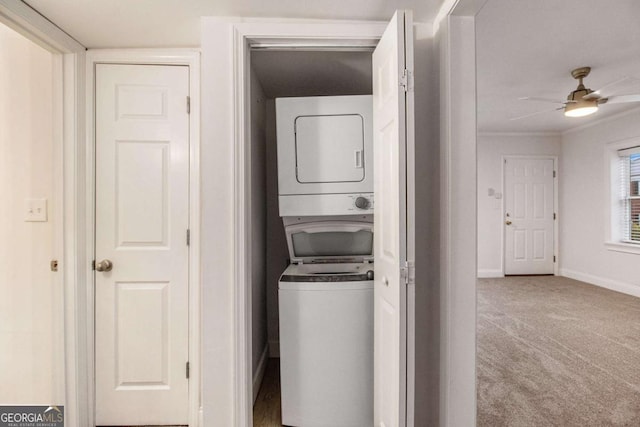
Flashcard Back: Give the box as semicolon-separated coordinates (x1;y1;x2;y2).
560;268;640;298
477;269;504;278
268;339;280;358
253;344;269;405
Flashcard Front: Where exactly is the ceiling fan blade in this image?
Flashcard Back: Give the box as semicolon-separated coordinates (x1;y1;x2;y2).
518;96;569;104
584;76;640;100
510;106;564;121
601;94;640;104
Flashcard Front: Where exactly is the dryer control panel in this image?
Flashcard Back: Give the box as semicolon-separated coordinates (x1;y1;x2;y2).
280;193;374;217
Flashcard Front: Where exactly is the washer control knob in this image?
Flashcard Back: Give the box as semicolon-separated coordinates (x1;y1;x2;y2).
355;196;370;210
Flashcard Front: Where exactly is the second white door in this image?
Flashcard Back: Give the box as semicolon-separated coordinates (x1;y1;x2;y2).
373;10;414;427
504;157;555;275
95;63;190;425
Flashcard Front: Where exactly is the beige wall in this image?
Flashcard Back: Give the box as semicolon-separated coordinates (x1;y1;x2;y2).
0;23;57;404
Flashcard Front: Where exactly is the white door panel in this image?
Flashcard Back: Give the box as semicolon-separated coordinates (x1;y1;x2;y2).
504;158;555;275
95;64;190;425
373;10;413;427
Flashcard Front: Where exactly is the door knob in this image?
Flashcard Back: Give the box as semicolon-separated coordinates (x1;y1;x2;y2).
505;220;512;225
96;259;113;272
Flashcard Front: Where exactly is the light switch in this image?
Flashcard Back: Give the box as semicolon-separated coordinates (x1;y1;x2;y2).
25;198;48;222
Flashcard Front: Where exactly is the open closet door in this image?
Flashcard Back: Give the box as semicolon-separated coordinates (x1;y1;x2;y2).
372;9;414;427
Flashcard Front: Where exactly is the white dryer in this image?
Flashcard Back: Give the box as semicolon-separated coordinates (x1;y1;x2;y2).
276;95;374;217
278;216;374;427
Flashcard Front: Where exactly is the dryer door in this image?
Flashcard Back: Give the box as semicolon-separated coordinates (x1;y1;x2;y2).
295;114;365;184
276;95;373;196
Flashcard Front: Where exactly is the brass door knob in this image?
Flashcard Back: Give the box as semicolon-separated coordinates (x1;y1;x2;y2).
505;220;512;225
96;259;113;272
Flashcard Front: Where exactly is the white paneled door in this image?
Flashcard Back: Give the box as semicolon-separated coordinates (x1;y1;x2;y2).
504;157;555;275
373;10;413;427
95;64;190;425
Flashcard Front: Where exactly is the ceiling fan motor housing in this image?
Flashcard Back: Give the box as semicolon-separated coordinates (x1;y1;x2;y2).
564;66;599;116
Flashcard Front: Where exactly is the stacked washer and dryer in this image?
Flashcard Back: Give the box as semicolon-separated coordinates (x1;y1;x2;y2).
276;95;374;427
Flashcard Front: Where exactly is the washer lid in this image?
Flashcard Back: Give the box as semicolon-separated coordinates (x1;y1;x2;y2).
284;220;374;264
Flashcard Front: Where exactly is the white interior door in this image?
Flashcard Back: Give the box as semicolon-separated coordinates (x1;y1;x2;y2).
373;10;413;427
504;157;555;275
95;63;190;425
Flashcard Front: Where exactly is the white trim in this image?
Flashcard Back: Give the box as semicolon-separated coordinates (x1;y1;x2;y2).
502;155;559;276
229;20;387;427
478;131;562;138
560;268;640;298
252;345;269;405
0;0;84;52
64;50;90;427
477;269;504;278
604;241;640;255
603;136;640;248
85;49;201;427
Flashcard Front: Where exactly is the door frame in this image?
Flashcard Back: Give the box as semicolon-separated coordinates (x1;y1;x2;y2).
85;49;202;426
501;155;559;276
228;20;393;426
0;2;87;426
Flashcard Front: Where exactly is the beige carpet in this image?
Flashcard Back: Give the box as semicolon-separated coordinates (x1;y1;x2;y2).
477;276;640;426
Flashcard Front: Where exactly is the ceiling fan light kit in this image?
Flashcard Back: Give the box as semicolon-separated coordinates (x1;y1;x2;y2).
514;66;640;121
564;99;598;117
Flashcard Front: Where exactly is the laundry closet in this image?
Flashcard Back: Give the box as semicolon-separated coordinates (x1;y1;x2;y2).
249;48;375;426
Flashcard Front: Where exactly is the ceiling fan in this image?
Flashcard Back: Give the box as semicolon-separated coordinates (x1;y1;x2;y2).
512;66;640;120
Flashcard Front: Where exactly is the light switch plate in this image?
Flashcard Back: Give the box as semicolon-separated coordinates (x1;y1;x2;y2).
25;198;47;222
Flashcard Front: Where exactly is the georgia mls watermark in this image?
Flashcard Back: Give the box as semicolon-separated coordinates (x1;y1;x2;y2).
0;406;64;427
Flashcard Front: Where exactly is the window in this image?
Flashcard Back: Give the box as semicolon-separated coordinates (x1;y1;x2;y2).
618;147;640;244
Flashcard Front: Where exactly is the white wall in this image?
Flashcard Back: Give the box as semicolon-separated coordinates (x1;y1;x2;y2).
0;23;57;404
477;133;561;277
200;19;236;426
250;69;268;382
411;24;440;427
438;15;478;427
560;109;640;295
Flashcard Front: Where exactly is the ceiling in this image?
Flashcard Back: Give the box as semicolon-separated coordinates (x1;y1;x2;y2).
251;50;372;98
476;0;640;133
24;0;443;48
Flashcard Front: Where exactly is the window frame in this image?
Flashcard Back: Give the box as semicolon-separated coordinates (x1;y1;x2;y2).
605;138;640;254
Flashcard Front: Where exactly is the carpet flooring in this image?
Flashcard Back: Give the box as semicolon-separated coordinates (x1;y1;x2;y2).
478;276;640;426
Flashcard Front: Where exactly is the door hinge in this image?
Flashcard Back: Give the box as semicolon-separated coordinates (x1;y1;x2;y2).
186;361;190;379
400;260;415;285
553;255;556;263
553;213;557;220
187;96;191;114
400;69;412;92
553;170;556;178
186;229;190;246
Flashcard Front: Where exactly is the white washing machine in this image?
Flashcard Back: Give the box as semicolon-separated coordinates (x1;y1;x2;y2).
279;216;374;427
276;95;373;217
